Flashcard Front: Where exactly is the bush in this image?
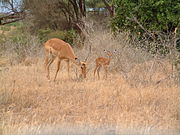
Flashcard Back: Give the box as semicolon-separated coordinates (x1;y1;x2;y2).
35;28;52;43
37;29;77;46
1;27;41;64
112;0;180;33
5;22;21;27
111;0;180;57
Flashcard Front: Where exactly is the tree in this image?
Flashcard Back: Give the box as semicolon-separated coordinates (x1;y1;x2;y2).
23;0;87;40
102;0;114;17
0;0;23;13
0;0;25;25
24;0;86;27
112;0;180;33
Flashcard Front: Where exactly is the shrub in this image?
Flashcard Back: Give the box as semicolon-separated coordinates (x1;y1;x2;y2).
37;29;77;46
112;0;180;33
111;0;180;58
36;28;52;43
1;28;41;64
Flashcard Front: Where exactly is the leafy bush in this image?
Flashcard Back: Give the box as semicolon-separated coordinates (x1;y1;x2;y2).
65;30;77;45
5;22;21;27
37;29;77;45
36;28;52;43
112;0;180;33
111;0;180;57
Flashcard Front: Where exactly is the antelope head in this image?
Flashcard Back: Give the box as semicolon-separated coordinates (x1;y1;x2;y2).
78;45;92;78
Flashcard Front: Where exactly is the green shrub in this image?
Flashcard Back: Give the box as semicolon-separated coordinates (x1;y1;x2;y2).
47;30;67;41
5;22;21;27
112;0;180;56
64;30;77;45
37;29;77;46
112;0;180;33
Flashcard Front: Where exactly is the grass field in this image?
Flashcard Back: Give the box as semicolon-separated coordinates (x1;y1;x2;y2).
0;24;179;134
0;58;179;135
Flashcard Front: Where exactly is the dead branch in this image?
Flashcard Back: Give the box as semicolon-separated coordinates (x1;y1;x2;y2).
126;15;155;40
0;11;25;25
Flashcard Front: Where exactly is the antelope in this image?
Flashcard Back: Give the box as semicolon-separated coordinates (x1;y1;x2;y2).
44;38;90;81
94;49;116;79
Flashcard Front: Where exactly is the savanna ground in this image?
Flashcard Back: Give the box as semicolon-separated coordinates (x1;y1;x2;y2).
0;23;179;135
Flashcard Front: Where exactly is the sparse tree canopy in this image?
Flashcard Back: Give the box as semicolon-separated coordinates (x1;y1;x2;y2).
23;0;86;29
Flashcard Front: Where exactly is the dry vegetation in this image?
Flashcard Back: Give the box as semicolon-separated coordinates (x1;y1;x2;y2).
0;27;179;135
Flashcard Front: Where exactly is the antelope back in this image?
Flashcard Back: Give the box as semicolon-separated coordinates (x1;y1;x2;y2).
44;38;76;60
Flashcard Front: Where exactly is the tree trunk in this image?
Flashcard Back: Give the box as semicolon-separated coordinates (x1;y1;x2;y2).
102;0;114;17
79;0;86;17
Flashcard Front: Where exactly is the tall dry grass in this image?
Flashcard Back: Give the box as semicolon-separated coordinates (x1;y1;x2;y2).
0;27;179;134
77;26;177;86
0;62;179;134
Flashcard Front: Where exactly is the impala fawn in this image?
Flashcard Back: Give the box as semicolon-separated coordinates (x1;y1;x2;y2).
94;49;116;79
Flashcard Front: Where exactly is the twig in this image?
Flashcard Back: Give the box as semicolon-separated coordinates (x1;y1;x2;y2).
126;15;155;40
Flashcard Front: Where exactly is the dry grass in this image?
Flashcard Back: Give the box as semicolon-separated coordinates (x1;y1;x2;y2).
0;59;179;134
0;28;179;134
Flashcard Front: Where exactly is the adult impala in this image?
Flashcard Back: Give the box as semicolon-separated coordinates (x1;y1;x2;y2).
94;49;116;79
44;38;89;81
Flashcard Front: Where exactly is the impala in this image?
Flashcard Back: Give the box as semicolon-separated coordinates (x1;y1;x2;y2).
44;38;89;81
94;49;116;79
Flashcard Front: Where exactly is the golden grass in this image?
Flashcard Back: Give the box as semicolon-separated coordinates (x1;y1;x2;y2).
0;59;179;134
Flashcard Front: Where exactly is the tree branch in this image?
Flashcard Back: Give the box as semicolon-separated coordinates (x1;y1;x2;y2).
0;11;25;25
126;15;155;40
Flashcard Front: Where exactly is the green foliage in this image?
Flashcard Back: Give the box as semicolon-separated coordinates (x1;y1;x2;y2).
112;0;180;57
112;0;180;33
176;39;180;51
7;23;28;44
10;32;29;45
37;29;77;45
65;30;77;45
0;22;22;45
5;22;21;27
37;28;52;43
